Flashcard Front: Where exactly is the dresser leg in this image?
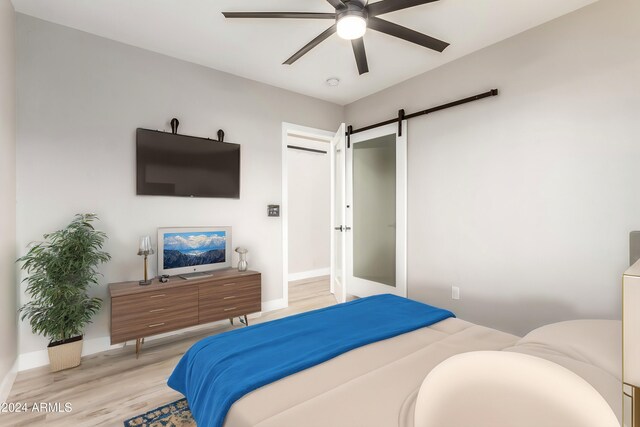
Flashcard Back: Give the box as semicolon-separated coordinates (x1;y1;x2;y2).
135;338;143;359
229;318;234;326
244;315;249;326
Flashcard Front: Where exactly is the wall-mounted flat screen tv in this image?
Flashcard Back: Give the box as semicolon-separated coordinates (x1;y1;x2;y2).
136;128;240;198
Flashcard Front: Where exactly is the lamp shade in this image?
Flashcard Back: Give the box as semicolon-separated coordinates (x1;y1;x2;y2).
137;236;154;255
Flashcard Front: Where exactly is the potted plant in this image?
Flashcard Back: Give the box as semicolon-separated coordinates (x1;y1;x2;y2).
18;214;111;372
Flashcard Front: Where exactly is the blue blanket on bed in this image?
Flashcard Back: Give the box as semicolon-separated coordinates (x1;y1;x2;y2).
167;294;454;427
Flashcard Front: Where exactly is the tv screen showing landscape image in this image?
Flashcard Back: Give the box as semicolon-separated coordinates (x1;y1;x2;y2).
163;231;227;270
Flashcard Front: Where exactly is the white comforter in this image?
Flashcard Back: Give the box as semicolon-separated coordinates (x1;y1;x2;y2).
225;318;519;427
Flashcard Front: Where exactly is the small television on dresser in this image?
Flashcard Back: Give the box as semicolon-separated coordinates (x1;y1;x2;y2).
158;227;232;278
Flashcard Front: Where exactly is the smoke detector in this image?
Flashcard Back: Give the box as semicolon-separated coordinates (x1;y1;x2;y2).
326;77;340;87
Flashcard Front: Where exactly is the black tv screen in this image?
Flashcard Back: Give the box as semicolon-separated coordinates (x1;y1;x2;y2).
136;128;240;198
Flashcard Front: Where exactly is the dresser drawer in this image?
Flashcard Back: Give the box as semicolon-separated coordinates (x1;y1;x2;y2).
110;286;198;343
208;302;261;321
111;310;199;344
199;280;261;323
199;300;261;324
200;279;260;298
209;274;259;292
112;286;197;312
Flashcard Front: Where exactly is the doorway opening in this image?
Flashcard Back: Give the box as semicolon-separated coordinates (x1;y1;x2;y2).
282;123;334;307
281;120;407;309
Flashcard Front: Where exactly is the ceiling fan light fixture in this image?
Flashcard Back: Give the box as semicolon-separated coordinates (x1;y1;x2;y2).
337;14;367;40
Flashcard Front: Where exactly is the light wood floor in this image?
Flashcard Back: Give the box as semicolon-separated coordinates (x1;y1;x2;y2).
3;276;335;427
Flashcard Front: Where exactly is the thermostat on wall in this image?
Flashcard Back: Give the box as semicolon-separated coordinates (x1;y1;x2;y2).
268;205;280;217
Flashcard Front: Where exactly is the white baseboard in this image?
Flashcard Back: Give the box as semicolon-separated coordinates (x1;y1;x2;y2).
0;359;18;402
18;336;123;372
288;268;330;282
261;297;288;312
18;348;48;371
17;297;287;372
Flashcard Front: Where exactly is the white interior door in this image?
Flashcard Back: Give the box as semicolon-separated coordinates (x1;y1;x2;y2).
346;121;407;298
330;124;347;303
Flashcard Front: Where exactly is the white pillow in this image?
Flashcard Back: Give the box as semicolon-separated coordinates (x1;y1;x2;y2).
414;351;620;427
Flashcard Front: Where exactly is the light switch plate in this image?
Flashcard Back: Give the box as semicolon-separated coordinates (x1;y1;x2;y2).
268;205;280;217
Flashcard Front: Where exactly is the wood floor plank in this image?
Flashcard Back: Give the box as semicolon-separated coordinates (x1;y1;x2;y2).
2;278;333;426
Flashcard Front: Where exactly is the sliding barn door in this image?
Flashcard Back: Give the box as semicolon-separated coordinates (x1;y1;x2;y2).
346;121;407;298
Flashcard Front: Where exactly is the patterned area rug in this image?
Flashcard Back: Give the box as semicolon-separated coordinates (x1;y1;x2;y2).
124;399;195;427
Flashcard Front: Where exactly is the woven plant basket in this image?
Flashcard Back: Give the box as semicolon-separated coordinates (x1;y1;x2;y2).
47;336;83;372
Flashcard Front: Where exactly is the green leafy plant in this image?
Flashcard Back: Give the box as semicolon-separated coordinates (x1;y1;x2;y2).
18;214;111;345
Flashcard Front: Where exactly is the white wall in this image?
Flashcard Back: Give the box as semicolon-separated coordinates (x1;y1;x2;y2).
0;0;17;399
16;15;343;360
287;136;331;278
345;0;640;336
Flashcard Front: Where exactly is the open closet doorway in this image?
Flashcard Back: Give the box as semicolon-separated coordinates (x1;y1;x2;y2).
282;123;336;308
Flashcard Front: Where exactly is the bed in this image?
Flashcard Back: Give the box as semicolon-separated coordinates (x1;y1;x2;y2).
169;295;621;427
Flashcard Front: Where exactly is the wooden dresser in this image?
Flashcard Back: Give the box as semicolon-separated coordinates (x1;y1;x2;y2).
108;269;261;356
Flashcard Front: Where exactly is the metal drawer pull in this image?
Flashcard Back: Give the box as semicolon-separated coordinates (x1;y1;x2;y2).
223;296;236;300
223;283;237;286
149;308;166;313
150;294;166;298
223;307;238;311
148;322;165;328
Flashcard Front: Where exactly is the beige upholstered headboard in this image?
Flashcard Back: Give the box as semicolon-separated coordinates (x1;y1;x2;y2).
631;231;640;266
624;260;640;427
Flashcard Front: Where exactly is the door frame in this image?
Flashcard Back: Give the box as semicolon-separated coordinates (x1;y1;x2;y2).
330;124;347;302
281;122;335;307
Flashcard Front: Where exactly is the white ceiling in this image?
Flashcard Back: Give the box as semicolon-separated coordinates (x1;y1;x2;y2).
12;0;598;105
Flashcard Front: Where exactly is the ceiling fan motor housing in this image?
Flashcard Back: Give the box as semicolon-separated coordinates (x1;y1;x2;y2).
336;2;368;24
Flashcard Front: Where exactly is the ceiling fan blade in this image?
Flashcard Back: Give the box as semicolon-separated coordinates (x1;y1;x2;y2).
367;0;439;17
222;12;335;19
326;0;346;9
368;17;449;52
351;38;369;75
283;24;337;65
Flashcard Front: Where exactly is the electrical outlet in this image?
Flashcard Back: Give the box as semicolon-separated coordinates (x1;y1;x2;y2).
452;286;460;300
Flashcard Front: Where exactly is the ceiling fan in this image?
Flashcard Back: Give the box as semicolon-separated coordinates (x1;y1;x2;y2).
222;0;449;75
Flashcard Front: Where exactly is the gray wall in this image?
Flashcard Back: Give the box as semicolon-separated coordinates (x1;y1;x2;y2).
0;0;17;393
346;0;640;336
16;14;343;356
